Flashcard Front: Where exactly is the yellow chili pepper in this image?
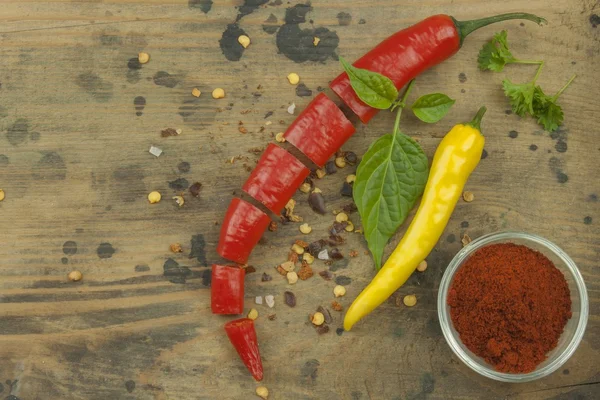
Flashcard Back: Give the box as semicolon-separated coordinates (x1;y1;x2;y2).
344;106;487;331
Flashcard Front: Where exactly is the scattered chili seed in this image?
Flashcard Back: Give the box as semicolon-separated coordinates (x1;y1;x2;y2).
191;87;201;97
417;260;428;272
0;189;4;202
287;73;300;85
463;191;475;202
238;126;248;134
462;233;472;247
298;263;314;280
331;301;343;311
212;88;225;99
308;191;327;214
172;195;185;207
303;253;314;264
268;221;278;232
333;285;346;297
261;273;272;282
275;132;286;143
403;295;417;307
255;386;269;399
325;161;337;175
237;34;251;48
189;182;202;197
346;174;356;183
170;243;183;253
335;212;349;223
291;243;305;255
247;308;259;320
311;312;325;326
138;52;150;64
68;270;83;282
335;157;346;168
319;270;333;280
313;37;321;46
284;291;296;307
315;169;326;179
299;182;311;193
344;222;355;232
287;271;298;284
148;191;161;204
299;223;312;234
265;295;275;308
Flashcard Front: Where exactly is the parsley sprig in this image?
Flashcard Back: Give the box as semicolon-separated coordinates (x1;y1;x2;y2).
479;31;576;132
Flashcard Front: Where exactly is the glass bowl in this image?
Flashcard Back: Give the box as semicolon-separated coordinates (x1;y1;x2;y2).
437;231;589;382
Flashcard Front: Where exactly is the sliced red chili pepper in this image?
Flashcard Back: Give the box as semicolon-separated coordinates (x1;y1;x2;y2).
242;144;310;215
283;93;355;168
217;198;271;264
330;13;545;123
211;264;245;315
224;318;263;381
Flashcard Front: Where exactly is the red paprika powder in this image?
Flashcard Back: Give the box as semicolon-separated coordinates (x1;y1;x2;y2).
447;243;572;373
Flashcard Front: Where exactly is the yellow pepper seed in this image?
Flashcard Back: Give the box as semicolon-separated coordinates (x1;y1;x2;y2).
334;285;346;298
212;88;225;99
403;295;417;307
191;87;201;97
335;157;347;168
287;73;300;85
299;223;312;234
68;270;83;282
417;260;428;272
313;37;321;46
344;221;354;232
291;243;305;255
275;132;286;143
311;312;325;326
315;169;326;179
336;212;349;223
463;191;475;202
172;195;185;207
299;182;311;193
287;271;298;284
248;308;259;320
138;52;150;64
303;253;314;264
0;189;5;202
238;35;251;49
256;386;269;399
148;191;161;204
346;174;356;184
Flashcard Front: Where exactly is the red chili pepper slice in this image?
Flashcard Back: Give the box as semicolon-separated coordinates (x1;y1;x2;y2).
283;93;355;168
217;198;271;264
330;13;545;123
242;144;310;215
211;264;245;315
224;318;263;381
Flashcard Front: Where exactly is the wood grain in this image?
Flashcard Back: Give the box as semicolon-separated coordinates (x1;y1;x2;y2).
0;0;599;398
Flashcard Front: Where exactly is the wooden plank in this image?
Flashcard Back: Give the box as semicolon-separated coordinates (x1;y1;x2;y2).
0;0;598;398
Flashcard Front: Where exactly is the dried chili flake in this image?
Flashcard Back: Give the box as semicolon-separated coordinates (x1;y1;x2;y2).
189;182;202;197
316;325;330;335
298;263;314;280
316;306;332;324
331;301;343;311
268;221;278;232
284;291;296;307
261;273;272;282
349;250;359;257
319;270;332;280
161;128;179;137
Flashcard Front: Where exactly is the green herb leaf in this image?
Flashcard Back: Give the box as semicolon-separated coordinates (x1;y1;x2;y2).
477;30;516;72
502;78;535;117
532;86;564;132
339;57;399;109
411;93;456;123
353;131;429;269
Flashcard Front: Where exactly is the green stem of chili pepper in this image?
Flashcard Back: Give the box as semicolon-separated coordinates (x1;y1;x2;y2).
454;13;548;46
467;106;487;132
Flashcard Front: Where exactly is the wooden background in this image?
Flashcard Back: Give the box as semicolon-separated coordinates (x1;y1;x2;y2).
1;0;599;398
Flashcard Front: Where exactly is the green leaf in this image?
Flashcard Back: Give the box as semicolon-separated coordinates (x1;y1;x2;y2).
477;30;516;72
339;57;399;109
532;86;564;132
411;93;455;123
502;78;535;117
353;131;429;269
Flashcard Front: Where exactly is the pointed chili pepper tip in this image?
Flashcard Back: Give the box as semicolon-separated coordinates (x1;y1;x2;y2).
467;106;487;132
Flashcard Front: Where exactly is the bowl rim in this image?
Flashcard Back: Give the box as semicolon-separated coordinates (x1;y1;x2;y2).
437;230;589;383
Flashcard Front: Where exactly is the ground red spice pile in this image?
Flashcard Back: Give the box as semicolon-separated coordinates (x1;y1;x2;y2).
447;243;572;373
